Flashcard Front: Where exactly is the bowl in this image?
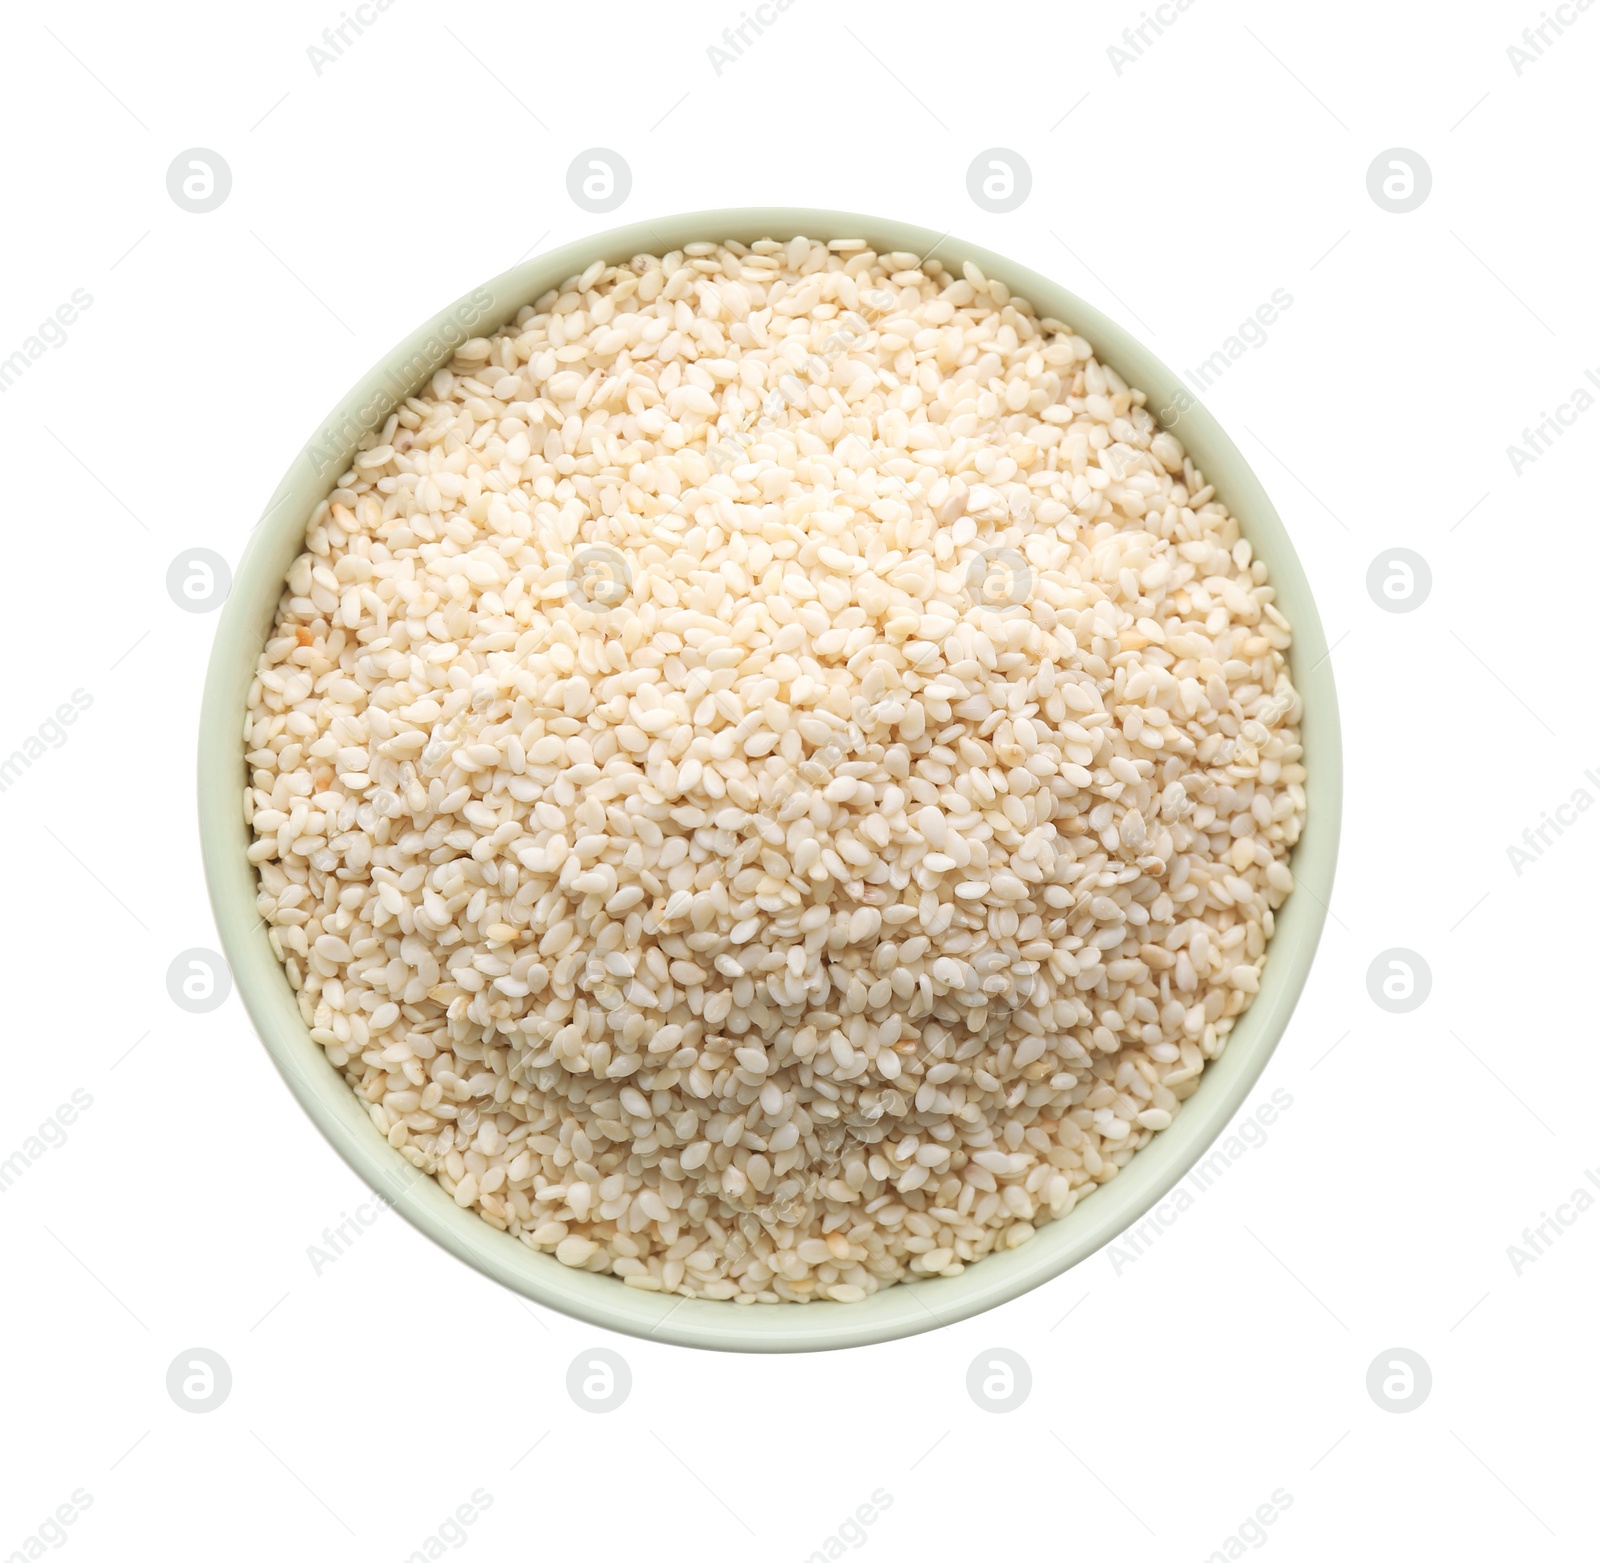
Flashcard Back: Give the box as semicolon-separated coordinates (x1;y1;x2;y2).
199;207;1341;1352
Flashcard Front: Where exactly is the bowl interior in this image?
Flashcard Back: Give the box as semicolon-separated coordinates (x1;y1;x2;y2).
200;208;1340;1351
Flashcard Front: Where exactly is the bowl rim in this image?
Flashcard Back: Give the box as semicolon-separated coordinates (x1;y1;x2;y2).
199;206;1342;1353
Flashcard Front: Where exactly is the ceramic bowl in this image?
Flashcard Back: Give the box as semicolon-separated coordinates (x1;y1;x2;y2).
199;208;1341;1351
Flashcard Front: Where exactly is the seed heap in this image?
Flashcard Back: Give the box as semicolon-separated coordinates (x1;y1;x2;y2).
245;237;1306;1303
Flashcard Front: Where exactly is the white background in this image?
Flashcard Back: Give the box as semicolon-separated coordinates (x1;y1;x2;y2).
2;1;1593;1557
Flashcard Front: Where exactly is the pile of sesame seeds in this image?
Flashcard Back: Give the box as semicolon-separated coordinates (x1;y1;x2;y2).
244;236;1305;1303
